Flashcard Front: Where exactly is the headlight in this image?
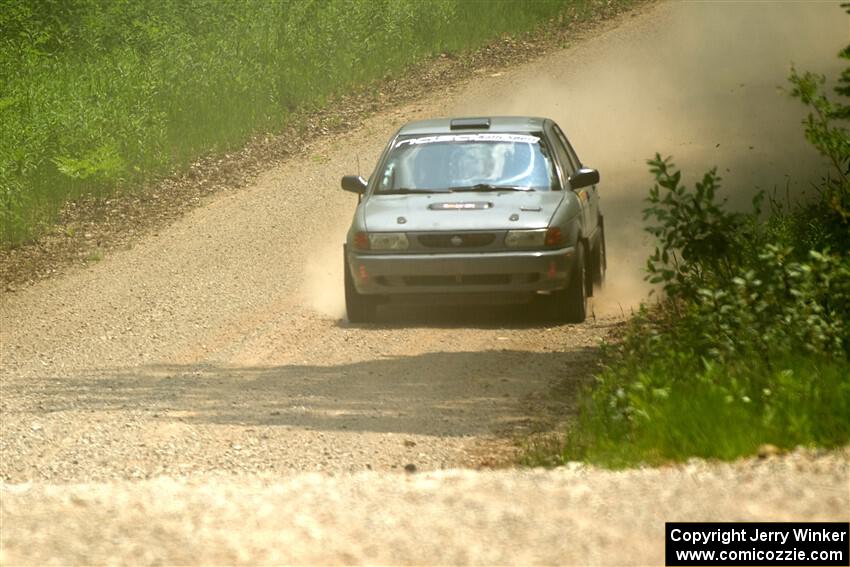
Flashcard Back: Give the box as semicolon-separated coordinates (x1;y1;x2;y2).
504;228;564;248
368;232;409;250
504;229;547;247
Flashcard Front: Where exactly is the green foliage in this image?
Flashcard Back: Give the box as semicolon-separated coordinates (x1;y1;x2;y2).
54;144;125;181
643;155;756;302
526;22;850;467
547;352;850;467
642;158;849;362
554;157;850;466
0;0;620;246
787;21;850;251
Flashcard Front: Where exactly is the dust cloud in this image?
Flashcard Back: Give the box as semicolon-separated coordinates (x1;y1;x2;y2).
303;214;349;319
454;0;848;315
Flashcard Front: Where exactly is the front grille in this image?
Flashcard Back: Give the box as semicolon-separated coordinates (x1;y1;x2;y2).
417;233;496;248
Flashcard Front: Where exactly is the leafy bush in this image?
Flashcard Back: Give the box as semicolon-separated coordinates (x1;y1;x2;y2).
643;156;849;363
787;17;850;254
643;156;757;304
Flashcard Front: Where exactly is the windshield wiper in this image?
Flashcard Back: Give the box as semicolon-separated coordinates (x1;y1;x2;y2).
448;184;535;193
375;187;448;195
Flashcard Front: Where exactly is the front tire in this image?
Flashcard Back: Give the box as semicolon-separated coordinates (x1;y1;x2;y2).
590;217;606;290
344;254;377;323
557;241;588;323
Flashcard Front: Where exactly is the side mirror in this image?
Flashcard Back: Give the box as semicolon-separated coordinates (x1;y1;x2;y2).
341;175;368;194
569;168;599;190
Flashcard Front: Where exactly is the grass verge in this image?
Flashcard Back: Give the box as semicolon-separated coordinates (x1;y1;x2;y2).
523;348;850;469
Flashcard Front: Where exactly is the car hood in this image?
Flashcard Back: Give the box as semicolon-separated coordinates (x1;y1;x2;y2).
362;191;563;232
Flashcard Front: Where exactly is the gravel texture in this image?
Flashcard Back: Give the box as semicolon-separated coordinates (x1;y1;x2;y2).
2;450;848;565
1;2;848;565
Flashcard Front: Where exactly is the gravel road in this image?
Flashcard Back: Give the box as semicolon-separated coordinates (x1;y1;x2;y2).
3;450;847;565
1;1;848;564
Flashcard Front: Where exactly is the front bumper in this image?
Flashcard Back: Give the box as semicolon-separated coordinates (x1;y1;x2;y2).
348;247;577;296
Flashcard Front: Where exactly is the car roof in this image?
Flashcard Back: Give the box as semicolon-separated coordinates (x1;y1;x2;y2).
397;116;548;136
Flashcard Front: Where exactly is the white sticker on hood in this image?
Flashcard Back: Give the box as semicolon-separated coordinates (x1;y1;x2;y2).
395;133;540;147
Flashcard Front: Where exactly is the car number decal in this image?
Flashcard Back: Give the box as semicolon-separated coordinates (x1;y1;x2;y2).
428;202;493;210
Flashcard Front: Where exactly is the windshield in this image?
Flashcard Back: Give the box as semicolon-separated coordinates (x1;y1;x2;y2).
374;133;559;193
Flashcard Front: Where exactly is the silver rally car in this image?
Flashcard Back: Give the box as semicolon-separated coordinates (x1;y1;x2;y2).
341;116;605;323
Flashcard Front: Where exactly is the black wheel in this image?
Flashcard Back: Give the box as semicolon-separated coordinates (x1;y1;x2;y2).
557;241;587;323
344;254;376;323
591;217;606;290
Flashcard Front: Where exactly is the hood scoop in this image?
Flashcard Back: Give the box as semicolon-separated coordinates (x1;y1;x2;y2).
428;201;493;210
